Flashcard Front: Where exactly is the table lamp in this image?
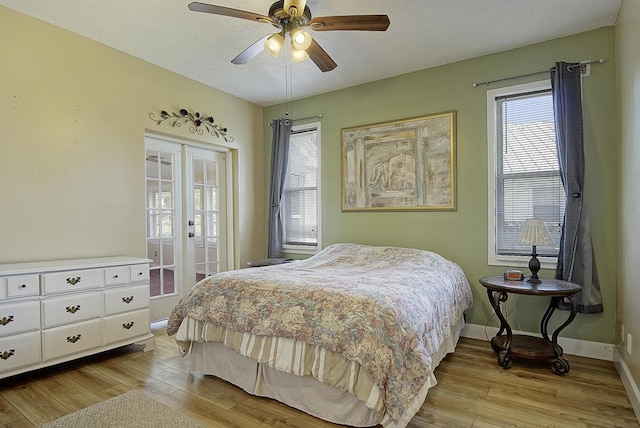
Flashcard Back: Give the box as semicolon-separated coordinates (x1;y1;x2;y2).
515;218;555;284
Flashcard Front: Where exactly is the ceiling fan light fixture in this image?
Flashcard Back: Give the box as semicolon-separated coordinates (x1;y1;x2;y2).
291;47;309;63
284;0;306;17
291;29;312;51
264;32;285;57
187;1;390;72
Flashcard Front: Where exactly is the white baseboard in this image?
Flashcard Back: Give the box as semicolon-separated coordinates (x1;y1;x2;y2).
614;347;640;423
461;323;615;361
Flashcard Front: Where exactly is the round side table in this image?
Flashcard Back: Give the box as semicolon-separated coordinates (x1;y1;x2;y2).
479;276;582;375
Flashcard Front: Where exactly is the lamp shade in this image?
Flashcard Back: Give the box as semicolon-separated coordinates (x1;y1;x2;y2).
515;218;555;247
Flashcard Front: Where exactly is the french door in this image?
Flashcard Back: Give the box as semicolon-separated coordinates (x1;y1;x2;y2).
145;136;230;321
185;146;228;286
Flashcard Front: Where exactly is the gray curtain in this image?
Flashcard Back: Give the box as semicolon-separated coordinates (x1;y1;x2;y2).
551;61;603;313
267;118;292;258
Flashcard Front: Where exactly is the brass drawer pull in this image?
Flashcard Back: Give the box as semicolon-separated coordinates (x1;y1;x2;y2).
66;334;82;343
0;316;14;326
66;305;81;314
0;349;15;360
122;296;134;304
122;322;135;330
66;276;81;285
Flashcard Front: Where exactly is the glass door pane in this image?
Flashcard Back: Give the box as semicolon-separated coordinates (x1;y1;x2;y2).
186;146;227;288
145;138;183;321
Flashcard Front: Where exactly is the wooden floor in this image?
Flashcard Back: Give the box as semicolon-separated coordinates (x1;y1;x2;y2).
1;324;638;428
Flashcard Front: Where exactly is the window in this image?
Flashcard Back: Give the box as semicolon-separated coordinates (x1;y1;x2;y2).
487;81;565;267
283;122;321;253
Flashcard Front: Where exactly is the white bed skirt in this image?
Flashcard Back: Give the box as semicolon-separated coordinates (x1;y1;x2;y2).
188;315;465;427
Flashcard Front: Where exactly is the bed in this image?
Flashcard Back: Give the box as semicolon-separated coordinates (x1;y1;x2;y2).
167;243;473;428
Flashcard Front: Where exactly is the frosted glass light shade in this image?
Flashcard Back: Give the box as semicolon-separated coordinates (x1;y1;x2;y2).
291;29;312;51
515;218;555;247
264;33;284;57
291;47;309;63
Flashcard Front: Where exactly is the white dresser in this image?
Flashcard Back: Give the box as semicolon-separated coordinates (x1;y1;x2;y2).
0;256;154;379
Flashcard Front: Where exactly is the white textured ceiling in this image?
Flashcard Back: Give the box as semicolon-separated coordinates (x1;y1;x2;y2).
1;0;621;106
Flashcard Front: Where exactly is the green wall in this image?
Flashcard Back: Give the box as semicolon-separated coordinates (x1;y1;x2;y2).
264;27;617;344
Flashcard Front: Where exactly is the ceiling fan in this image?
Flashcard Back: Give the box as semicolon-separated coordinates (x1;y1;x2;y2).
187;0;390;72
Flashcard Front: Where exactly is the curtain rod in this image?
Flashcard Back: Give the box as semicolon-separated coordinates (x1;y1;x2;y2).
268;114;323;127
472;59;605;88
291;114;322;122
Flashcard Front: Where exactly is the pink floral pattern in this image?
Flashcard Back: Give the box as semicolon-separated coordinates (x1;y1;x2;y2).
168;243;472;424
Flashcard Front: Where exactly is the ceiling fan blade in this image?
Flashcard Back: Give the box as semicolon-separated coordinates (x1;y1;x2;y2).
231;35;270;65
188;2;274;25
307;39;337;72
310;15;390;31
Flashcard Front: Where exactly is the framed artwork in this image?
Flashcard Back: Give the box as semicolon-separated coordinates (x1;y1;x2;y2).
342;111;456;211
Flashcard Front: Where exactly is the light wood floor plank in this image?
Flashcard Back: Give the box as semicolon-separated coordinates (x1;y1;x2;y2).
0;383;70;426
0;325;637;428
61;364;131;400
121;353;252;411
0;394;32;428
27;372;103;413
89;354;178;399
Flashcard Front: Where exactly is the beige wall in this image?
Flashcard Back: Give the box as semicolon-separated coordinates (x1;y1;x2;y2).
0;6;265;268
617;0;640;401
264;28;618;344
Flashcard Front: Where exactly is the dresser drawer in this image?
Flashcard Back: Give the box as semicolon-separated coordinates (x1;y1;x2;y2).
42;292;103;328
129;264;150;283
104;285;149;315
0;331;41;374
42;318;102;361
104;266;130;286
104;309;150;344
0;301;40;337
6;274;40;298
42;269;103;294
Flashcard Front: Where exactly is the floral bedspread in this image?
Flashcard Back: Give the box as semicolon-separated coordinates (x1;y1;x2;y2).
167;243;472;426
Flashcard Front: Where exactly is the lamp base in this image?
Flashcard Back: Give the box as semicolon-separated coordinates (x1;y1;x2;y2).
527;251;542;284
527;274;542;284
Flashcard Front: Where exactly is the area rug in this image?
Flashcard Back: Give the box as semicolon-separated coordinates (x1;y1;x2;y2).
38;390;208;428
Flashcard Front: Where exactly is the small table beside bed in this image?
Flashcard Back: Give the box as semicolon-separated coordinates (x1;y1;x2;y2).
167;243;473;428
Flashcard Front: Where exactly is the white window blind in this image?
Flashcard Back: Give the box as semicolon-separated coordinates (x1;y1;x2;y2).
283;125;319;247
495;89;565;257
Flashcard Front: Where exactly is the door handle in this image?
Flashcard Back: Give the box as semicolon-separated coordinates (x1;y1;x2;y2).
188;220;194;226
188;232;195;238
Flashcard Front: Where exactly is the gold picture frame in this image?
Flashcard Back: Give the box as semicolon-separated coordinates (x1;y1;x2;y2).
342;111;456;211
